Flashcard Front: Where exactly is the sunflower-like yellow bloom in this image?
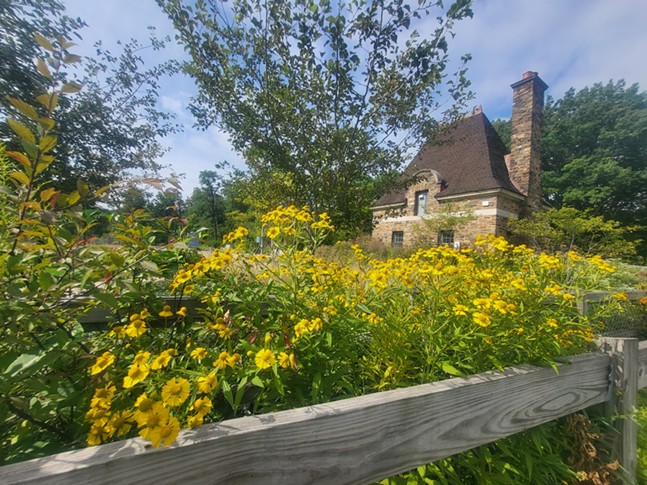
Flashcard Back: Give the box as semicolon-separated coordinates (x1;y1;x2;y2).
161;377;190;407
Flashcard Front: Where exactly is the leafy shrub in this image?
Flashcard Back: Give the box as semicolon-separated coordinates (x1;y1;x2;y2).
0;36;192;464
83;205;624;482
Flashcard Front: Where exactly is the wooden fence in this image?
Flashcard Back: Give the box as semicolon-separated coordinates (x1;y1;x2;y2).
1;293;646;484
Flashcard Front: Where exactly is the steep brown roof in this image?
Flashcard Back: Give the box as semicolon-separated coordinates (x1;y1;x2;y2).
373;112;522;207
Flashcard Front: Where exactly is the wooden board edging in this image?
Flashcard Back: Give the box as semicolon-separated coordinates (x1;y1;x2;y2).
0;352;611;485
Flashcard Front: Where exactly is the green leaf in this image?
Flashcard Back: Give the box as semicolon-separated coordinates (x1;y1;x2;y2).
21;139;38;158
67;191;81;206
6;97;40;120
4;347;60;378
250;375;265;388
33;32;54;51
6;151;32;170
38;271;55;291
36;59;52;78
221;379;234;409
39;135;57;153
60;82;82;94
36;93;58;111
7;118;35;143
441;362;462;377
93;291;120;308
76;180;90;197
9;171;30;186
38;117;56;131
311;371;322;400
233;376;248;408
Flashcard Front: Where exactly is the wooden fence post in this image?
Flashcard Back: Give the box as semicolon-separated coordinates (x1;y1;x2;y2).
598;337;639;483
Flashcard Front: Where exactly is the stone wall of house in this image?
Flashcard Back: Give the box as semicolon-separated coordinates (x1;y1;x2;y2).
372;191;523;248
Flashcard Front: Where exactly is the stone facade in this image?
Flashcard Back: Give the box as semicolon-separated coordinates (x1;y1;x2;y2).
372;190;523;248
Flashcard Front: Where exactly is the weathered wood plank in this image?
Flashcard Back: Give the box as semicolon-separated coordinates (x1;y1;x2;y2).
583;291;646;303
598;337;639;482
638;340;647;390
74;296;202;328
0;352;611;485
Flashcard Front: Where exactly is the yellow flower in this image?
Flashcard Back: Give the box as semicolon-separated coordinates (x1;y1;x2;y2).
159;305;173;318
123;364;150;389
213;351;231;370
192;396;213;416
151;349;175;370
90;382;116;409
108;326;125;338
86;406;109;423
132;351;151;366
547;318;559;328
255;349;275;370
227;353;241;367
217;325;233;340
472;312;491;328
177;306;188;317
264;333;273;344
140;308;151;319
90;351;116;375
161;377;191;407
139;405;171;442
492;300;509;314
87;419;112;446
148;415;180;448
109;410;134;437
125;319;147;338
197;373;218;394
452;304;468;316
133;393;159;426
277;352;292;369
612;292;628;301
187;414;204;428
191;347;208;362
267;226;280;239
472;298;491;310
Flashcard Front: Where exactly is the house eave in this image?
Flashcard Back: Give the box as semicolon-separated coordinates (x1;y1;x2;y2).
435;188;525;202
371;201;407;211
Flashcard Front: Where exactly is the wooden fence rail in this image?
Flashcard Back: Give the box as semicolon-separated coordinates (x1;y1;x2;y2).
1;293;645;484
0;345;639;485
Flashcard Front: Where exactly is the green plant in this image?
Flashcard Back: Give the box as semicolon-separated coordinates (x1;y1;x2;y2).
0;35;190;464
82;206;625;483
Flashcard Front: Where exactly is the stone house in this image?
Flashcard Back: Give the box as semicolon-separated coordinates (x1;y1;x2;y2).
371;71;548;248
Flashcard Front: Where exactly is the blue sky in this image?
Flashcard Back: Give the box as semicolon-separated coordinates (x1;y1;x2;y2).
63;0;647;195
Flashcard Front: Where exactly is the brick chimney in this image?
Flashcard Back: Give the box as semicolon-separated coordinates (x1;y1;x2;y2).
508;71;548;215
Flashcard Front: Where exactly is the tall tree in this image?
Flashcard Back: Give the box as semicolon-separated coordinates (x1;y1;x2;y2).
542;80;647;253
158;0;473;235
1;0;180;192
186;169;227;243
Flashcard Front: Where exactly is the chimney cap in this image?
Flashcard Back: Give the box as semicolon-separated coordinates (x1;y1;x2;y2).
511;71;548;91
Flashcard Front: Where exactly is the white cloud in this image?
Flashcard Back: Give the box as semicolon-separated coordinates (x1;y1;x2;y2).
448;0;647;119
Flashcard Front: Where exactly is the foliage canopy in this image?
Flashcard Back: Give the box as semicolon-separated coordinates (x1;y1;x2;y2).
0;0;180;192
158;0;474;235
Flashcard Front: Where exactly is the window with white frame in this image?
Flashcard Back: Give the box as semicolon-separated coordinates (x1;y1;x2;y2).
414;190;428;216
391;231;404;247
